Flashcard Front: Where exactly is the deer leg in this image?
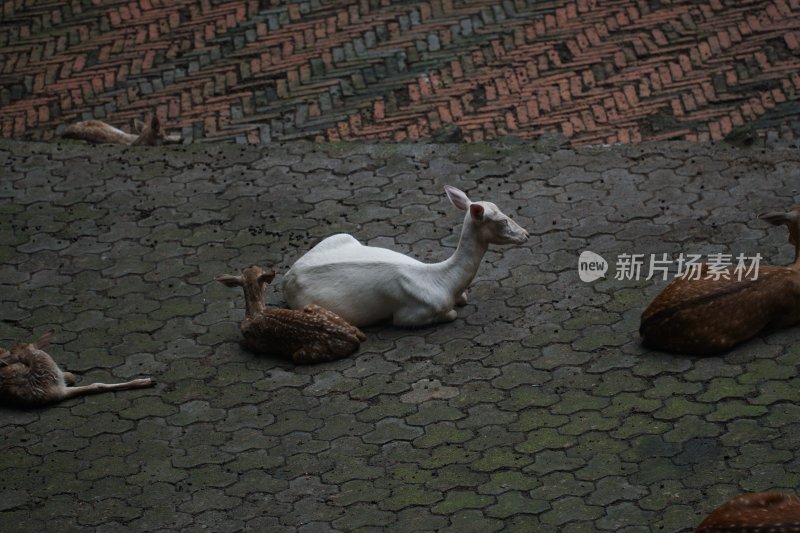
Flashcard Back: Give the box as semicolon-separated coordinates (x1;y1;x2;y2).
393;306;457;327
455;291;468;307
63;372;76;385
291;345;329;364
440;309;459;322
60;378;154;400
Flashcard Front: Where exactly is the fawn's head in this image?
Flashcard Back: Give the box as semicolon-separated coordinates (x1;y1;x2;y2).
760;206;800;266
217;265;276;288
217;266;277;314
132;115;182;146
8;330;54;357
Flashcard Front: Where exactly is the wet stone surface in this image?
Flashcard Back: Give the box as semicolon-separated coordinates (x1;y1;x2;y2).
1;138;799;531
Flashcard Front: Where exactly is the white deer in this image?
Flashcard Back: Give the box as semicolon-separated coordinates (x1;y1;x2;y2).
283;185;529;327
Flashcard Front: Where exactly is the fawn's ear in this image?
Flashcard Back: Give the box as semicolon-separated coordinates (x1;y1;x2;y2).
469;203;485;220
215;274;242;287
761;211;798;226
258;270;276;284
150;115;160;131
761;210;800;246
445;185;471;210
133;119;146;133
36;329;55;349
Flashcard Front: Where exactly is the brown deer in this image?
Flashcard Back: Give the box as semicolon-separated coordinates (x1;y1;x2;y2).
694;492;800;532
62;115;181;145
216;265;366;364
0;331;154;407
640;207;800;355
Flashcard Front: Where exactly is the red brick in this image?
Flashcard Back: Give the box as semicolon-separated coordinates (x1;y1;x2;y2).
592;105;608;122
485;84;497;102
548;86;561;107
504;70;520;94
526;99;540;119
719;116;732;135
449;99;464;120
374;100;385;120
612;90;628;111
419;76;433;98
538;91;551;113
526;60;539;79
786;32;800;50
505;111;517;130
624;85;639;106
668;62;682;81
708;120;722;139
3;0;799;147
495;79;509;97
515;103;529;125
692;87;707;107
491;39;505;59
682;93;697;111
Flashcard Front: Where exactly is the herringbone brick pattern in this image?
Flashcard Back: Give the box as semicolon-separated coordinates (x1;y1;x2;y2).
1;0;799;144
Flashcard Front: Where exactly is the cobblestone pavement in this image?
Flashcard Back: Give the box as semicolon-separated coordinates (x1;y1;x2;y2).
1;137;800;532
2;1;800;145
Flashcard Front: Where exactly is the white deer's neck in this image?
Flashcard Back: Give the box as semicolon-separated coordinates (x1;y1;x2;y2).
427;218;487;295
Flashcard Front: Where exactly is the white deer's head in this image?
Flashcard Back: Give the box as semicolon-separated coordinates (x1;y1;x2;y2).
444;185;529;245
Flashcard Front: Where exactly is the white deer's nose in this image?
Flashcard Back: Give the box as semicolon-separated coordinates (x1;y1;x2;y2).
509;223;529;244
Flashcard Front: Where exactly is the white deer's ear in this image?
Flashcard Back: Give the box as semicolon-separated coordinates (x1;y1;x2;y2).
469;204;484;220
133;119;146;133
445;185;471;210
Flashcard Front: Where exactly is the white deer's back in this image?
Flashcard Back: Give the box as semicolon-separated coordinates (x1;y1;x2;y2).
284;234;427;325
293;234;420;268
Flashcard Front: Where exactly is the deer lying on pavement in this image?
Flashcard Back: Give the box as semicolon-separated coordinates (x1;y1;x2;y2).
694;492;800;532
640;207;800;355
217;265;366;364
0;331;154;407
62;115;181;145
283;185;529;327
